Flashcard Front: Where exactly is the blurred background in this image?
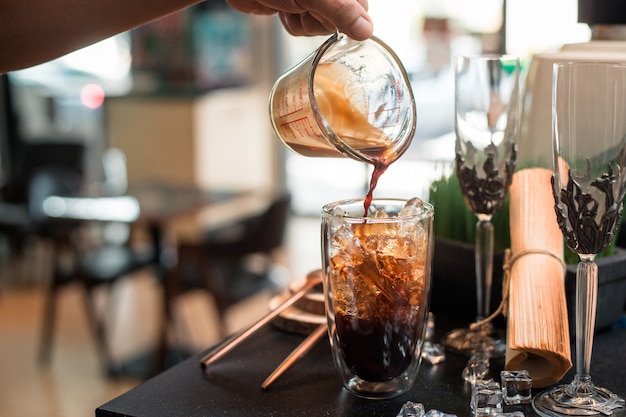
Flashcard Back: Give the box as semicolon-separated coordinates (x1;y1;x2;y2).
0;0;598;416
2;0;591;214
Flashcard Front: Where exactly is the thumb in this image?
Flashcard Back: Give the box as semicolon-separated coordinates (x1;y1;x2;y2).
296;0;373;40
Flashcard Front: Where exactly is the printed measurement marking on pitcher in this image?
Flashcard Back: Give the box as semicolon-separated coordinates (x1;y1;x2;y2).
278;86;307;118
278;105;305;118
280;117;317;139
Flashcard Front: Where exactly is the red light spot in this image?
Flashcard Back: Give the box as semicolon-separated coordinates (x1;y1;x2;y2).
81;84;105;109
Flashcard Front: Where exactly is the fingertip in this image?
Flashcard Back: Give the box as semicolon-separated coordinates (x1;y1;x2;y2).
348;16;373;40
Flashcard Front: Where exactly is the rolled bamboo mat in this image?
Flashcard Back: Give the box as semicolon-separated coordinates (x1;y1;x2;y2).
504;168;572;388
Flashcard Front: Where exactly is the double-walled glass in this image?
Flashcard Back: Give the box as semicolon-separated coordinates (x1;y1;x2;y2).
321;198;434;399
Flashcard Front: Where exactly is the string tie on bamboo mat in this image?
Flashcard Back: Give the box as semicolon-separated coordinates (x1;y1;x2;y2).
470;248;566;331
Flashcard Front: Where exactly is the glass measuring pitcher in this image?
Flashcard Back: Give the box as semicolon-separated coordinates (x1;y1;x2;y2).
269;32;416;165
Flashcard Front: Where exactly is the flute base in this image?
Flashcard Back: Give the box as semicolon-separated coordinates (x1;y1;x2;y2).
440;322;506;358
533;375;625;416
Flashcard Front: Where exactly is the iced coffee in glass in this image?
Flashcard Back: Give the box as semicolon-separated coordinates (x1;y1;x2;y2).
321;198;434;399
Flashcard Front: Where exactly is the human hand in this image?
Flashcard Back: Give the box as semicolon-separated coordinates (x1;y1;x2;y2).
226;0;373;40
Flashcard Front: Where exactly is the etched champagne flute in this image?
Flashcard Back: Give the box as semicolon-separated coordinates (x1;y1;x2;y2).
441;55;520;357
533;62;626;416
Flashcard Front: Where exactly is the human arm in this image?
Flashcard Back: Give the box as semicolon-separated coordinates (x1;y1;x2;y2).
0;0;373;73
0;0;206;73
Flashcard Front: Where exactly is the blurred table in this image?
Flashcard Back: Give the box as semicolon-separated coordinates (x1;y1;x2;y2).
46;181;273;376
125;182;273;375
44;181;267;275
96;312;626;417
128;182;265;245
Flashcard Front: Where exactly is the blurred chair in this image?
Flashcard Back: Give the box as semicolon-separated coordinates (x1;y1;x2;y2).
0;142;85;257
170;193;291;338
36;154;157;378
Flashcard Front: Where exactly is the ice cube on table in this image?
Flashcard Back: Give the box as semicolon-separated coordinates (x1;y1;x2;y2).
493;412;525;417
396;401;459;417
463;351;490;383
422;342;446;365
396;401;425;417
471;379;503;416
500;370;532;405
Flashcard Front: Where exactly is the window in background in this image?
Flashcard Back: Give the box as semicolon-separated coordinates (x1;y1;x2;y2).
9;34;133;185
13;35;132;99
506;0;590;60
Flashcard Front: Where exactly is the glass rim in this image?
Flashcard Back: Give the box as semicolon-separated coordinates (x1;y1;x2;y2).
454;54;520;62
553;60;626;69
321;197;434;222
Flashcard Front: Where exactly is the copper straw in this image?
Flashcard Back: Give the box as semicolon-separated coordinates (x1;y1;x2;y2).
200;271;323;368
261;323;327;390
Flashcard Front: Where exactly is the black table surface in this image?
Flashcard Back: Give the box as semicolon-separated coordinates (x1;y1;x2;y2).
96;313;626;417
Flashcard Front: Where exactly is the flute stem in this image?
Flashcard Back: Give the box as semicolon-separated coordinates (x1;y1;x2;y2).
562;258;600;400
475;217;494;322
575;258;597;378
